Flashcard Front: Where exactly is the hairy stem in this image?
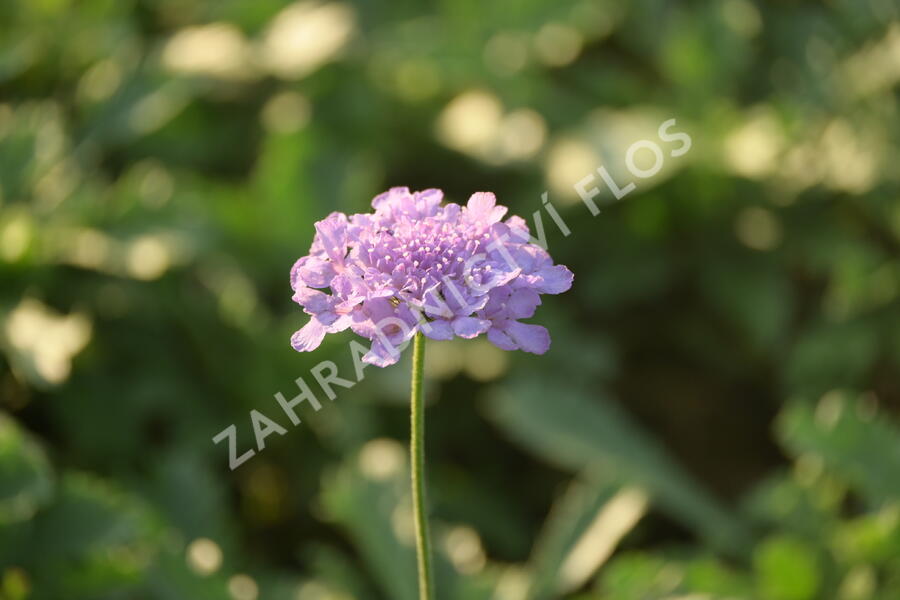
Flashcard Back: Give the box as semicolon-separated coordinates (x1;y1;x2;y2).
410;332;433;599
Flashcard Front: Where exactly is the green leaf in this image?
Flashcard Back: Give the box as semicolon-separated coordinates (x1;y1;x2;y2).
682;556;752;596
753;536;821;600
527;476;646;599
486;378;750;553
777;393;900;506
304;544;378;600
0;412;54;525
594;553;680;599
597;552;753;599
318;441;421;600
786;323;879;397
831;506;900;567
319;439;488;600
26;473;164;599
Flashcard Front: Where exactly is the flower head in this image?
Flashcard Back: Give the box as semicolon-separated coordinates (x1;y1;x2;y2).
290;188;573;366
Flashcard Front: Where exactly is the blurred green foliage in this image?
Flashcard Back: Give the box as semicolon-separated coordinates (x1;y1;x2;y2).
1;0;899;598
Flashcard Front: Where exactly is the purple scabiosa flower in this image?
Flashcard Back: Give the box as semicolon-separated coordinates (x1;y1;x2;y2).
290;187;573;366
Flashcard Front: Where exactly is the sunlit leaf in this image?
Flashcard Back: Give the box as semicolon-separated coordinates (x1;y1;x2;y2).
753;536;821;600
527;476;646;599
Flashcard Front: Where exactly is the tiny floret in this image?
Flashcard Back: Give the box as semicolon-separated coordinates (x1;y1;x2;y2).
290;188;574;366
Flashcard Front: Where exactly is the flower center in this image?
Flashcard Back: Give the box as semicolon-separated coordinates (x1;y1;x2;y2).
355;216;492;296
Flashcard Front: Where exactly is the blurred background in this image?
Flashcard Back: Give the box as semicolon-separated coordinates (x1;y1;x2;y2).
1;0;900;598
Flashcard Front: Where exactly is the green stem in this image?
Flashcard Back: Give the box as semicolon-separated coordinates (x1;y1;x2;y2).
410;331;434;600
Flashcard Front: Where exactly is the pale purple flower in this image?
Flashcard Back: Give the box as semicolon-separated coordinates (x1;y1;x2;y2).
290;188;573;366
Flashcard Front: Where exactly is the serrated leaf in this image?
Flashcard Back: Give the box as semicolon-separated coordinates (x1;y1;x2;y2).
778;393;900;506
